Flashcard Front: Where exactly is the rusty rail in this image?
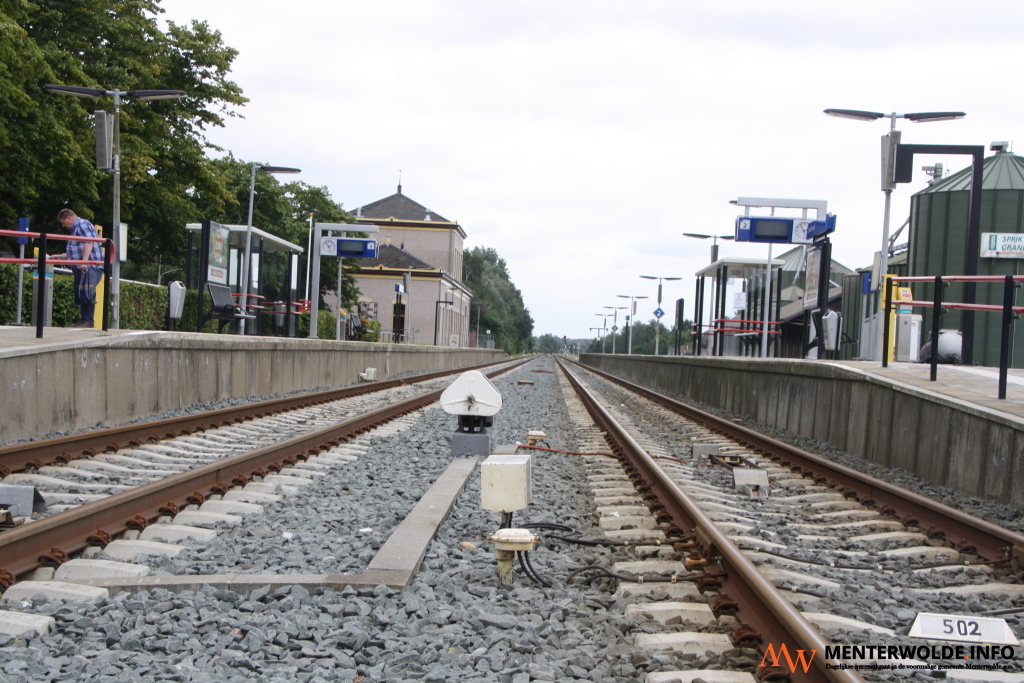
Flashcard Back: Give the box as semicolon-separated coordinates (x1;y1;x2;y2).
556;358;861;683
0;359;531;583
569;358;1024;566
0;358;514;476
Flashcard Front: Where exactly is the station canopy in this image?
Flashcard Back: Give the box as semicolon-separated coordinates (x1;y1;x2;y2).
695;257;784;279
185;223;303;254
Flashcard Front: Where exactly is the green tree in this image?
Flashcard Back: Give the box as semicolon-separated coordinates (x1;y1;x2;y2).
535;333;563;353
463;246;534;354
1;0;246;270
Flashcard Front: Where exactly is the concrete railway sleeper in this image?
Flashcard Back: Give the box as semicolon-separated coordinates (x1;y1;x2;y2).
0;359;531;584
557;358;1024;682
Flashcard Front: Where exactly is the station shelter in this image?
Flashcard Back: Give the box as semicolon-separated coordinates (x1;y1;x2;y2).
185;222;304;336
348;185;473;347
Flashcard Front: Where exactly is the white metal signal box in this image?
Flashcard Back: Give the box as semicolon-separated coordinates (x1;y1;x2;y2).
481;453;532;513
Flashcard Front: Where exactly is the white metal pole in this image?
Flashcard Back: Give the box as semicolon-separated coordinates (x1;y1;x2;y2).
761;242;773;357
239;164;257;335
335;230;346;341
304;213;313;302
876;189;893;362
309;225;322;339
110;93;121;329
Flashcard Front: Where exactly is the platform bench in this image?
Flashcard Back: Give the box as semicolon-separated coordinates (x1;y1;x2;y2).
200;283;256;333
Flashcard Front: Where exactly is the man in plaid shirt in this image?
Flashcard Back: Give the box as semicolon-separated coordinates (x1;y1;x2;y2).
56;209;104;328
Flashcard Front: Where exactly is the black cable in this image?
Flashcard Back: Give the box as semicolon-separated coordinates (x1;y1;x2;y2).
521;550;552;588
746;546;1005;572
565;564;703;585
516;551;542;586
520;522;577;534
500;511;513;530
982;607;1024;616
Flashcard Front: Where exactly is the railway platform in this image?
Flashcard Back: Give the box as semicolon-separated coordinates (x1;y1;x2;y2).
0;325;505;447
581;353;1024;509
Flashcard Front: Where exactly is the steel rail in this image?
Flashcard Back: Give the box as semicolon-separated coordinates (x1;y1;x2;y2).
570;359;1024;565
0;357;515;476
0;359;530;583
556;358;862;683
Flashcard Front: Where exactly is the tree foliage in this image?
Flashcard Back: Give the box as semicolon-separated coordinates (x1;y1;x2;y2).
0;2;361;315
535;333;563;353
585;318;693;355
463;246;534;354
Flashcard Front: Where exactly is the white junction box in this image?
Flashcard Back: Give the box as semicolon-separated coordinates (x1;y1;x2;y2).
481;454;532;513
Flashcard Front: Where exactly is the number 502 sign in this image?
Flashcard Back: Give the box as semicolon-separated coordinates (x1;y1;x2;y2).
909;613;1020;645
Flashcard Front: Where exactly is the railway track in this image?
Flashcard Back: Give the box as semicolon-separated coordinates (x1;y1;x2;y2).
0;358;529;585
556;357;1024;682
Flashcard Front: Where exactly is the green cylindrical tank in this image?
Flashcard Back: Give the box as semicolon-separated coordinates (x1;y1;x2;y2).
909;147;1024;366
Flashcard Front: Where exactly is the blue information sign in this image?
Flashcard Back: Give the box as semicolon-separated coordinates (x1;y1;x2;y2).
653;308;664;319
17;217;29;245
611;325;618;332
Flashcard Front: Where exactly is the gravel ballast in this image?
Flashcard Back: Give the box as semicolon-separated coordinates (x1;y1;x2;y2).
0;357;720;682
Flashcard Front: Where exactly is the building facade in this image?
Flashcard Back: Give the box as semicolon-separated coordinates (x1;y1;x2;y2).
349;186;472;346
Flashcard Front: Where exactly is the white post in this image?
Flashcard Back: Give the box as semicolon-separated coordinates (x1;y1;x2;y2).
238;164;257;335
309;226;322;339
761;242;773;358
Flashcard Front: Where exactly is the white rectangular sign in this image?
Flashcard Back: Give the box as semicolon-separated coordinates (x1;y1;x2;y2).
982;232;1024;259
909;612;1020;645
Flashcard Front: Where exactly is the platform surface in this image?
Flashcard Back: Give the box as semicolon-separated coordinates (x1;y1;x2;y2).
833;360;1024;421
0;325;155;357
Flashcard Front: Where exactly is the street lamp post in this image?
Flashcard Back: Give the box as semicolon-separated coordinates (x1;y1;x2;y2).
683;233;735;263
44;84;186;329
603;306;627;354
616;294;648;354
823;108;965;361
595;313;613;353
640;275;681;356
239;164;301;334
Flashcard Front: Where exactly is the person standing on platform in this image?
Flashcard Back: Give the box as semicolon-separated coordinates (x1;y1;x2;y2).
55;209;103;328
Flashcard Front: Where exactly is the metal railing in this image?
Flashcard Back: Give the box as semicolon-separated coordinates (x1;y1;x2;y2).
883;275;1023;399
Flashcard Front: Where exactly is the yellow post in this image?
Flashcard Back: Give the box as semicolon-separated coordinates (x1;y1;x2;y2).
93;224;104;329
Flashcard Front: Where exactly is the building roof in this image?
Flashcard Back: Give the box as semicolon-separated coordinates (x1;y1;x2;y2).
915;150;1024;194
696;257;784;279
354;186;451;223
356;243;434;270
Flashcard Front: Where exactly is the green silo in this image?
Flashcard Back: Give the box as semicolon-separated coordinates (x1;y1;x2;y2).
909;145;1024;366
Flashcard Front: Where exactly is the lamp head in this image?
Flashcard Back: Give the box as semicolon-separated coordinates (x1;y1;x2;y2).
683;232;711;239
260;165;302;174
127;89;186;101
824;108;886;121
903;111;966;123
45;84;105;99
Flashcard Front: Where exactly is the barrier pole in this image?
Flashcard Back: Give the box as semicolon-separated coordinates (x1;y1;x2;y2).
882;276;893;368
35;234;47;339
930;276;942;382
998;274;1014;400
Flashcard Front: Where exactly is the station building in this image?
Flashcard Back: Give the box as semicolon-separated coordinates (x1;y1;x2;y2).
348;186;473;346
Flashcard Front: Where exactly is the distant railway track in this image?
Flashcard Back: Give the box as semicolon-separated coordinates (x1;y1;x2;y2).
557;357;1024;681
0;358;530;586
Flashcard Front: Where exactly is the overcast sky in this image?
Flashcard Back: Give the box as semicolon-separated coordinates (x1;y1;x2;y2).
162;0;1024;340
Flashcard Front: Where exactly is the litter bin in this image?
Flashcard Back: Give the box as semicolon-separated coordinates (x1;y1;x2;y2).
31;265;53;328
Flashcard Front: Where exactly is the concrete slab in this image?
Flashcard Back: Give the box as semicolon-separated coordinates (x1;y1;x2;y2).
172;510;242;527
0;610;55;638
625;601;717;626
597;505;650;516
647;672;756;683
0;580;108;604
223;489;282;504
102;539;186;560
635;632;733;655
915;583;1024;598
140;524;218;543
365;458;477;582
241;482;281;495
590;486;637;497
598;515;657;531
880;546;959;561
603;528;667;543
261;474;314;487
613;582;701;600
594;495;644;506
55;559;151;579
613;560;691;576
756;565;843;589
199;499;264;515
803;612;894;636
